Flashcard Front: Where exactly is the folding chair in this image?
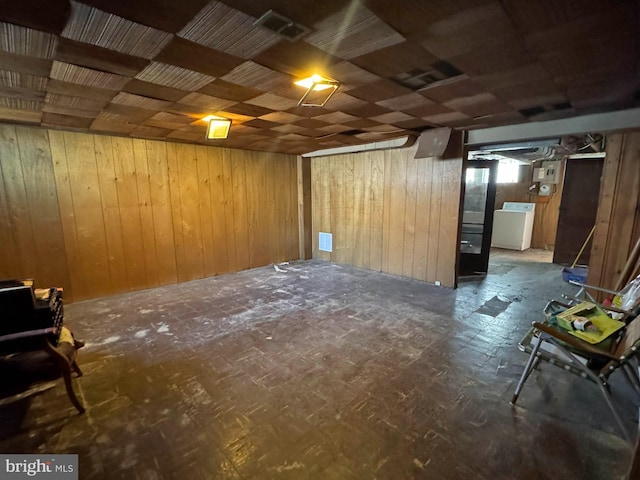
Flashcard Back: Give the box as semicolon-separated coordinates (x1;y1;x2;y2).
511;301;640;442
0;283;85;413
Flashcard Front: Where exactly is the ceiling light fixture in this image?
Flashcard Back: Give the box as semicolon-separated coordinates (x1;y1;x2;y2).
203;115;232;139
294;74;340;107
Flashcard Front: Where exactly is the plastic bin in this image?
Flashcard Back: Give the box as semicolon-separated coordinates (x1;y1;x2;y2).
562;266;588;284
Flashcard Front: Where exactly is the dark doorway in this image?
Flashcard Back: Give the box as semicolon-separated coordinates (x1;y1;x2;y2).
553;156;604;265
459;159;498;275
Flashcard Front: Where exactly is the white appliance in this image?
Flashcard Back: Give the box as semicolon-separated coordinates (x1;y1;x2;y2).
491;202;535;251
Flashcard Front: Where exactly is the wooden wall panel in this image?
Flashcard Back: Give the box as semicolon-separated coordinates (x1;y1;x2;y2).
311;146;463;287
589;132;640;291
0;124;300;302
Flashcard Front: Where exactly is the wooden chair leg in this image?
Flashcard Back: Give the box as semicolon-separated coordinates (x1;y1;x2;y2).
42;340;85;414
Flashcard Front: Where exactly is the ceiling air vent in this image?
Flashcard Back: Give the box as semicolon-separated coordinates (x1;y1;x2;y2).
391;61;462;90
254;10;311;41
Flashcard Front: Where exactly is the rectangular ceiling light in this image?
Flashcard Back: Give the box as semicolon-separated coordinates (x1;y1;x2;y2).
295;74;340;107
205;117;232;139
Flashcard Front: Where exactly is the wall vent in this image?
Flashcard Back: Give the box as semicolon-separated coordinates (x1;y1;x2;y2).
254;10;311;41
318;232;333;252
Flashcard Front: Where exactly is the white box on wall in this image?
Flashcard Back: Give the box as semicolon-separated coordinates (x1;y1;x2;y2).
319;232;333;252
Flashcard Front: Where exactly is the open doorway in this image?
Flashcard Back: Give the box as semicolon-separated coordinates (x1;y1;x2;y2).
458;134;606;279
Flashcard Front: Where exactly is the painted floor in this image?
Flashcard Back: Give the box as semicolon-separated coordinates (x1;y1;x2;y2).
0;252;637;479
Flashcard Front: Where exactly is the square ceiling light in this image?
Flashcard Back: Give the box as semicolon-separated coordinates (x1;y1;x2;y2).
204;116;232;139
294;74;341;107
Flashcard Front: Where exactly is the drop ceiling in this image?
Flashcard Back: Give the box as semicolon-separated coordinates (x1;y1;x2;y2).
0;0;637;154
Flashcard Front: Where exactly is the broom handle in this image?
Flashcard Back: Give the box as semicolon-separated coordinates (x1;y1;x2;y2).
571;225;596;269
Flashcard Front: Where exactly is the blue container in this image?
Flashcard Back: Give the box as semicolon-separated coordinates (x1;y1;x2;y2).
562;266;588;283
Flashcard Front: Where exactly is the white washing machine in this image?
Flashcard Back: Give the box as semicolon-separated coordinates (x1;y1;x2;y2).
491;202;536;251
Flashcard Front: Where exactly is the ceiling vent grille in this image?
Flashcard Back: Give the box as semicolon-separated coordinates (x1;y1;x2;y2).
391;61;462;90
254;10;311;41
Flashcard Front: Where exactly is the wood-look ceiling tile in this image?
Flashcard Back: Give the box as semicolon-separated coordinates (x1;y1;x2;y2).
321;92;368;111
0;96;42;111
392;118;436;130
63;2;172;59
178;2;281;59
370;111;415;124
403;102;452;118
46;79;117;102
258;111;303;124
271;124;308;134
42;112;93;129
0;0;70;35
198;79;262;102
43;103;102;118
225;102;273;118
341;102;391;118
0;71;47;90
343;118;382;129
314;111;359;124
111;92;172;111
90;115;136;134
0;85;44;102
0;23;58;59
361;123;404;133
294;118;329;129
104;103;157;122
328;61;379;88
362;0;490;36
166;102;209;116
351;41;438;78
305;2;404;59
567;78;639;109
245;93;298;110
149;111;195;124
123;79;186;102
346;79;413;102
210;110;254;124
316;124;355;134
418;75;483;103
154;37;244;78
130;124;172;139
51;61;130;90
45;93;108;112
492;78;561;103
419;3;517;59
254;41;341;78
501;0;612;34
167;128;205;142
77;0;210;33
0;51;52;77
135;62;215;91
473;63;550;92
178;92;237;111
217;0;350;28
472;110;527;126
507;93;568;110
243;118;280;129
0;106;42;123
443;92;511;118
375;92;432;112
221;62;293;92
286;106;333;118
423;110;470;125
448;39;534;76
55;38;149;77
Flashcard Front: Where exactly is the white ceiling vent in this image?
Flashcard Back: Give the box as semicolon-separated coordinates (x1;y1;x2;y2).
254;10;311;42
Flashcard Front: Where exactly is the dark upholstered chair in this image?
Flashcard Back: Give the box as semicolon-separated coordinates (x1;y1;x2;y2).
0;282;84;413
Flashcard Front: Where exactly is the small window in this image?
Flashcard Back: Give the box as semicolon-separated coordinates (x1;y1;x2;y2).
496;159;521;184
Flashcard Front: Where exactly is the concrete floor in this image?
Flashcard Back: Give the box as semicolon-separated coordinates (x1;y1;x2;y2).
1;250;637;479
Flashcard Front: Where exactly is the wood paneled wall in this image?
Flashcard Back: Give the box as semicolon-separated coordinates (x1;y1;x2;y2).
0;124;299;301
311;146;462;287
589;131;640;290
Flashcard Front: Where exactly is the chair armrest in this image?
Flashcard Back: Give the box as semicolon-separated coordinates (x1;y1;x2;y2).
532;322;619;362
0;327;57;343
569;280;619;295
561;295;630;316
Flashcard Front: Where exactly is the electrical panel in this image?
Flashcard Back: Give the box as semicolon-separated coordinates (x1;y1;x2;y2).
541;160;561;184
